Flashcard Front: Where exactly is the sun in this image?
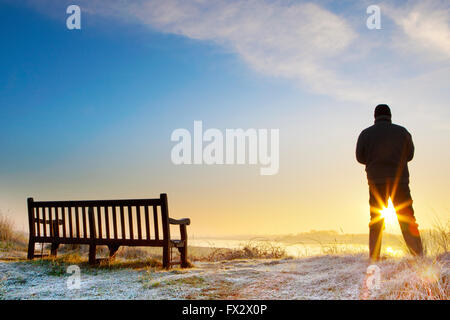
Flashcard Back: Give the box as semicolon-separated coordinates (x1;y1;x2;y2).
380;198;397;226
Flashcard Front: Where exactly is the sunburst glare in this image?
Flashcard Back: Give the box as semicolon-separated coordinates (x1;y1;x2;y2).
380;198;397;227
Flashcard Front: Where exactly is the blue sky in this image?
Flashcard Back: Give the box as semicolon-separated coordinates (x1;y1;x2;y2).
1;0;449;235
0;3;273;170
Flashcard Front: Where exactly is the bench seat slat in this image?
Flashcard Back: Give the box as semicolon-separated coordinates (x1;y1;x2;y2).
170;239;186;247
32;236;164;247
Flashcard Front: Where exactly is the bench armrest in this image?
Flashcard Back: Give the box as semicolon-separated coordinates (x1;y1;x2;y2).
169;218;191;226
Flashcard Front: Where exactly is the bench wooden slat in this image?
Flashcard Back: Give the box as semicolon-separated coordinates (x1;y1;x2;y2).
43;207;47;237
68;207;73;238
104;206;110;240
32;236;164;247
153;205;159;240
88;207;96;239
97;206;102;239
128;206;133;240
144;206;150;240
32;198;162;208
48;207;53;238
35;207;40;237
82;207;87;239
54;207;59;238
120;206;125;240
75;207;80;239
60;207;66;238
112;206;118;240
136;206;142;240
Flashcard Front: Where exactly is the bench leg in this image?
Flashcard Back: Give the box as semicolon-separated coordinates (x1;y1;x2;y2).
162;244;170;269
50;243;59;257
27;240;35;260
179;224;188;268
178;246;188;268
89;244;96;265
108;245;120;260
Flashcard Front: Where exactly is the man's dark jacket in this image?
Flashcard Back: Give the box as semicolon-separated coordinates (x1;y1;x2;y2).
356;115;414;184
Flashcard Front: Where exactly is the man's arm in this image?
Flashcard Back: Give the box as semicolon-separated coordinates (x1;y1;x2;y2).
406;131;414;162
356;131;367;164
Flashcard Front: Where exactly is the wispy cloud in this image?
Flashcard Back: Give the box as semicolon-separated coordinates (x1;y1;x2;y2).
385;0;450;61
97;0;366;101
23;0;450;105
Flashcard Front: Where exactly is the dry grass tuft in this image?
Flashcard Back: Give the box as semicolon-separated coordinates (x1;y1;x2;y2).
116;247;149;260
0;213;27;251
204;240;288;261
374;253;449;300
0;214;14;242
422;219;450;256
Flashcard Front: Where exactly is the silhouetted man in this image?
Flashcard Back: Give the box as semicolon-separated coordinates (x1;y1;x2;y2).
356;104;423;261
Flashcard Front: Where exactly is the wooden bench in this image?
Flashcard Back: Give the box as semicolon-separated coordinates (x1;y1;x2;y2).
27;193;190;268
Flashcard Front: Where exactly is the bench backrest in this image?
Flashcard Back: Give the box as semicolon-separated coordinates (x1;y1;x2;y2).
27;194;170;243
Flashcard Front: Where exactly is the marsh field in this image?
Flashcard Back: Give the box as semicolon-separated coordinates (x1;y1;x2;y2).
0;216;449;300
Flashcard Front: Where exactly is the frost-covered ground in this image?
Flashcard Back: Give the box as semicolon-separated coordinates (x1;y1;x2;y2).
1;253;448;300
